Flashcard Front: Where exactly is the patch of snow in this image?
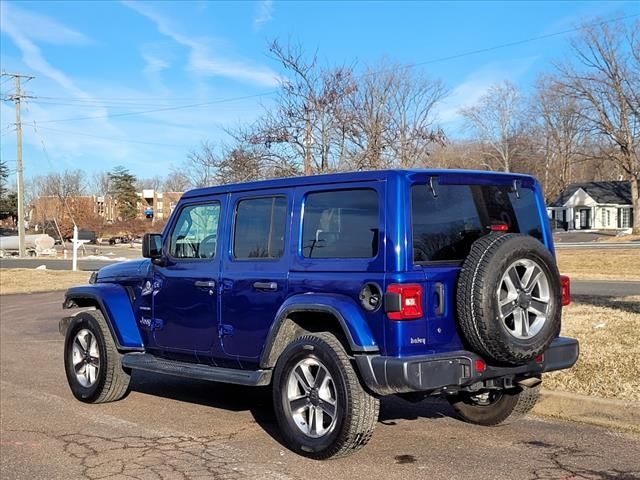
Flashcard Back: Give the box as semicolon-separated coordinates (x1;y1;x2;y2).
35;265;47;270
84;255;128;261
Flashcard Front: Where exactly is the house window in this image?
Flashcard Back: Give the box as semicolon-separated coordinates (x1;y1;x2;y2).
607;210;611;226
601;209;607;227
621;208;631;228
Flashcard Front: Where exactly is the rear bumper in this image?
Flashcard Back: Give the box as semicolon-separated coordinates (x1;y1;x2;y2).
355;336;579;396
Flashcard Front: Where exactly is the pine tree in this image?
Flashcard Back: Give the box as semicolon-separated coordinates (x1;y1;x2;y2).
109;166;138;221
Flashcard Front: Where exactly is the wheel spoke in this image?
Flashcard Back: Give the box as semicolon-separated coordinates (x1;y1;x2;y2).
74;337;86;355
522;265;542;293
500;300;517;318
289;395;308;413
314;366;327;389
318;399;336;419
507;267;522;291
529;298;548;316
314;405;324;435
293;365;313;391
74;360;86;373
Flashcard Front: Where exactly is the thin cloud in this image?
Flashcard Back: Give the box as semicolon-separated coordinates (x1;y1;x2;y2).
0;2;91;46
0;3;104;110
254;0;273;29
123;1;280;87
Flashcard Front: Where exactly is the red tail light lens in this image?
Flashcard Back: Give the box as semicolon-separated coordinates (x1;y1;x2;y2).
386;284;423;320
560;275;571;306
490;223;509;232
475;359;486;373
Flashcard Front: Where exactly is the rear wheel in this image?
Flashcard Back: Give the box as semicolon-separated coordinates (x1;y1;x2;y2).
64;310;130;403
272;332;379;459
448;385;540;426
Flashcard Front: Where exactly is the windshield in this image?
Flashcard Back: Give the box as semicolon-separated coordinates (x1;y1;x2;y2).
411;183;543;263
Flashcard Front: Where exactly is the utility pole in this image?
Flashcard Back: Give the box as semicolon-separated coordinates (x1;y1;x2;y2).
2;72;34;257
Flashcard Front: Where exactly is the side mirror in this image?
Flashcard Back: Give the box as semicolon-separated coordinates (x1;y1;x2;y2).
142;233;163;260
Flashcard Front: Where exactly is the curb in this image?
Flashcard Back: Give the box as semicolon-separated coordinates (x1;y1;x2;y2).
533;389;640;433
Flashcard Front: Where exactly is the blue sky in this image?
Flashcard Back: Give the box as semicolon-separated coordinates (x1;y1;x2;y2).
1;0;638;183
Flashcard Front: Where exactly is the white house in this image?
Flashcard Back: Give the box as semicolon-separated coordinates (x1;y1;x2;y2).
547;181;633;231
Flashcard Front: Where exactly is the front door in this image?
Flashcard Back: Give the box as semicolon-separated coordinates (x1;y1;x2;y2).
579;208;591;229
220;193;289;362
151;198;225;359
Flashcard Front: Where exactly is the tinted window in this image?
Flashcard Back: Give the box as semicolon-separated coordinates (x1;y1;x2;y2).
412;184;543;262
234;197;287;259
302;189;379;258
169;203;220;259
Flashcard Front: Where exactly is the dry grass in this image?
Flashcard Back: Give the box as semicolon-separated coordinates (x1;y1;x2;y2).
0;268;90;295
544;295;640;402
555;248;640;280
599;234;640;243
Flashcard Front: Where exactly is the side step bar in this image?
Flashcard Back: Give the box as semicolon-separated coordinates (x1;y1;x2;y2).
121;353;272;386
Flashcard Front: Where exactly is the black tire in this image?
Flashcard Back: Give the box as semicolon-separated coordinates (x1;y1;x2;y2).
457;233;562;365
272;332;379;460
64;310;130;403
449;385;540;426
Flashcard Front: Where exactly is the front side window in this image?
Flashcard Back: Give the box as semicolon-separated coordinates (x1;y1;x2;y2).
233;197;287;259
169;203;220;259
302;189;379;259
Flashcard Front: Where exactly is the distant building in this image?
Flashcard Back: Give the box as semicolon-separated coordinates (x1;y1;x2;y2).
32;190;183;226
547;181;633;230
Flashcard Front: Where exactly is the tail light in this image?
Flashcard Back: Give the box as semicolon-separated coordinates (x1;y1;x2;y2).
560;275;571;306
489;223;509;232
385;284;423;320
475;358;486;373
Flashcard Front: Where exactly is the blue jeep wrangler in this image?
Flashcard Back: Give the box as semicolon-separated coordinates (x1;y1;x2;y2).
60;169;578;459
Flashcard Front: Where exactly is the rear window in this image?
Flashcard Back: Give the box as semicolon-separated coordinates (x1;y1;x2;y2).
412;183;543;263
302;189;379;258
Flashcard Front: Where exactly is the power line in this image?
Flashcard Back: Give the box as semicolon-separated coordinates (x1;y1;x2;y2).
29;123;191;148
33;91;277;124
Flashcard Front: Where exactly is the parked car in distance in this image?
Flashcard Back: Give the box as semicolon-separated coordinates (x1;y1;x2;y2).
60;169;578;459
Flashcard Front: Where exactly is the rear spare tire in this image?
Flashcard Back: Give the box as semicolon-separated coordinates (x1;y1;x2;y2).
456;233;561;365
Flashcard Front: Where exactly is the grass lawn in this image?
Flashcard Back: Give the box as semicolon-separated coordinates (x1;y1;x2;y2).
555;248;640;280
545;295;640;402
0;268;90;295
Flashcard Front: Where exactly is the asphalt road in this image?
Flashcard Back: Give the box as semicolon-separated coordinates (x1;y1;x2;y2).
1;292;639;480
0;258;120;271
572;280;640;297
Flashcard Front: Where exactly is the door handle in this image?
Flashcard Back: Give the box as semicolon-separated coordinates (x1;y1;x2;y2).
194;280;216;288
253;281;278;291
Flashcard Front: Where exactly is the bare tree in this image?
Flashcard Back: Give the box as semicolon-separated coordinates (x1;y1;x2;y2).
234;40;357;175
184;141;220;188
555;19;639;231
532;76;587;201
460;81;528;172
163;167;191;192
136;175;164;191
90;171;110;196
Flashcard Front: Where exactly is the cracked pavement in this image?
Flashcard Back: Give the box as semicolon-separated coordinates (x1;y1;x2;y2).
1;292;639;479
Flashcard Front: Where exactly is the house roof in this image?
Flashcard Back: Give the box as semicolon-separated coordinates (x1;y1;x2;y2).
550;181;632;207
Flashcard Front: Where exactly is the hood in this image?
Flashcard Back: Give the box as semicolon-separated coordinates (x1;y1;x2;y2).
96;258;151;282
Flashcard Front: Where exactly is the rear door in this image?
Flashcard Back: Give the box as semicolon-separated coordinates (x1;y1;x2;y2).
219;192;290;363
409;174;547;355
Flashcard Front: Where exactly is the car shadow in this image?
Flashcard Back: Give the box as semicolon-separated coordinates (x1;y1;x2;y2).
129;370;459;444
573;294;640;315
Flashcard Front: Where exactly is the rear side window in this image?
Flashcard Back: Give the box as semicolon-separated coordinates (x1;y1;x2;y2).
169;203;220;259
412;184;543;263
302;189;379;258
233;197;287;259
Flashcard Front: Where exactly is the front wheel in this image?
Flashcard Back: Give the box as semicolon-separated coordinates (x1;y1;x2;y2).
272;332;379;459
64;310;131;403
448;384;540;426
